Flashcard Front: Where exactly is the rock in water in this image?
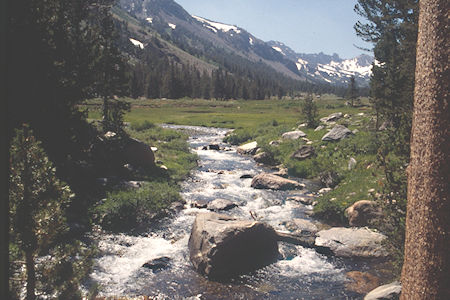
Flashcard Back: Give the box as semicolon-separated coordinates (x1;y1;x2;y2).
364;282;401;300
191;199;208;209
208;144;221;150
282;130;307;140
188;213;279;279
236;141;258;155
240;174;254;179
207;199;237;211
142;257;171;273
321;125;353;141
291;145;315;160
315;227;387;258
251;173;305;190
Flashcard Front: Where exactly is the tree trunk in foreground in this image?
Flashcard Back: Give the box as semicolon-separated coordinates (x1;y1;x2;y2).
25;250;36;300
400;0;449;299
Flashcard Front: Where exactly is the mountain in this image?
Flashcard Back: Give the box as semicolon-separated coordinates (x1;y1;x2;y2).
118;0;304;80
114;0;370;100
267;41;374;85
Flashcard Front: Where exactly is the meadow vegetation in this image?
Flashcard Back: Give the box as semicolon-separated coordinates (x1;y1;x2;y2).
83;94;383;226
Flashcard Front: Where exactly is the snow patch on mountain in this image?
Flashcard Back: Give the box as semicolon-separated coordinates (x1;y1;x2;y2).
168;23;177;30
192;15;241;34
249;37;254;45
318;57;373;79
129;38;144;49
296;58;308;71
146;17;153;23
272;46;285;55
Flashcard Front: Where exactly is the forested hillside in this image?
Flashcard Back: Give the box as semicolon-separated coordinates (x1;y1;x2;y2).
112;0;354;99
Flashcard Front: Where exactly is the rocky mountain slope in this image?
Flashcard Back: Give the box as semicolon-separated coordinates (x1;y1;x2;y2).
117;0;372;87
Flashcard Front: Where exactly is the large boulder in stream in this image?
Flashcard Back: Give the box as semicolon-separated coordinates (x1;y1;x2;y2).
315;227;387;258
188;213;279;279
251;173;305;190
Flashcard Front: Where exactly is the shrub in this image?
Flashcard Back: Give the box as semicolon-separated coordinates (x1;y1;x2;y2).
130;120;156;131
95;182;181;232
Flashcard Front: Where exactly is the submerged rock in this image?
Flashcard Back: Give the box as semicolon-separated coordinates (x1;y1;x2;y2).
142;256;171;273
315;227;387;258
251;173;305;190
364;282;401;300
240;174;254;179
207;199;238;212
188;213;279;279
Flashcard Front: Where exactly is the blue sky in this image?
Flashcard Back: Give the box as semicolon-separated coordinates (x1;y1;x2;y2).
176;0;373;59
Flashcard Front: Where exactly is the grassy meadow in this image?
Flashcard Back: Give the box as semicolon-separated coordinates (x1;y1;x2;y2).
83;95;383;225
83;95;372;129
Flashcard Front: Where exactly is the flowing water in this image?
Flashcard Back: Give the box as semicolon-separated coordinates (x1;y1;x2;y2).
87;125;387;299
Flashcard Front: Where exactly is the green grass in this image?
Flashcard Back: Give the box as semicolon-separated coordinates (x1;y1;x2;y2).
83;95;372;129
84;95;381;225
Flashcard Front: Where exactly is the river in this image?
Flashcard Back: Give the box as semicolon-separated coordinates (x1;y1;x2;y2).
87;125;387;299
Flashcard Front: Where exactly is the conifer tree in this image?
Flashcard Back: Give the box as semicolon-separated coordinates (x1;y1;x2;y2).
302;93;319;128
355;0;419;271
9;126;91;299
346;75;358;106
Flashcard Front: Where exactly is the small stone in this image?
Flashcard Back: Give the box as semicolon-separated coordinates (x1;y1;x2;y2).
282;130;307;140
314;125;325;131
318;188;332;194
348;157;357;170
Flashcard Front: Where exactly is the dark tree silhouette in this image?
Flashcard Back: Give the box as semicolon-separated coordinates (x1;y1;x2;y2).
400;0;449;298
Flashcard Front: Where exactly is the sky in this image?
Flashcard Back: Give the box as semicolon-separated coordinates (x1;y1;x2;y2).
175;0;373;59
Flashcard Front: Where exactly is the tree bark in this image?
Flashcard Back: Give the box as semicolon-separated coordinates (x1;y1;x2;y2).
25;250;36;300
400;0;449;299
1;0;9;296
